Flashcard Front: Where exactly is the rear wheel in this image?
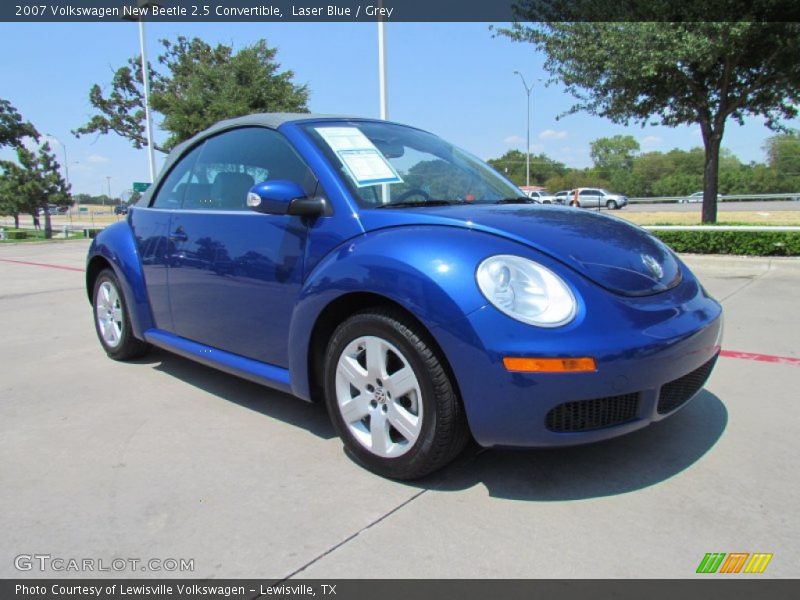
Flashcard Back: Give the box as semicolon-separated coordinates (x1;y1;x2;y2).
92;269;151;360
324;308;469;479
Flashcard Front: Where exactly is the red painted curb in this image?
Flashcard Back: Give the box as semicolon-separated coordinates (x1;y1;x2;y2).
0;258;84;273
720;349;800;367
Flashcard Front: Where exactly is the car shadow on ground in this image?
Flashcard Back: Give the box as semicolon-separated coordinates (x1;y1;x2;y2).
426;390;727;501
135;349;337;440
134;350;726;501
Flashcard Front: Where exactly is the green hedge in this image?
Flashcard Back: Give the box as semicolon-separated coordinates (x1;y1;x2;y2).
4;230;28;240
652;230;800;256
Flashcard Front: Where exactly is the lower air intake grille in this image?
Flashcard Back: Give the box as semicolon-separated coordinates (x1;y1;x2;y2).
545;393;639;433
657;354;718;414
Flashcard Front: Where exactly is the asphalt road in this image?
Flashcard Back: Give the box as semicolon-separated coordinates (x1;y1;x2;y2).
625;199;800;212
1;241;798;578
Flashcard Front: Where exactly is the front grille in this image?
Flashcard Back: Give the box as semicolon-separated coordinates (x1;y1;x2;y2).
546;393;639;433
657;354;718;414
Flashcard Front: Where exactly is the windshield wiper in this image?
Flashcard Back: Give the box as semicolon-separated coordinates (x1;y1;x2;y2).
494;197;536;204
375;200;461;209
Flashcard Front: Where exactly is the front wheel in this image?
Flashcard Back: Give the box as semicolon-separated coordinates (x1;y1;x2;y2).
324;309;469;479
92;269;151;360
605;199;618;210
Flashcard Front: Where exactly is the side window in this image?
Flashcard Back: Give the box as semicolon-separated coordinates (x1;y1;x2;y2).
579;189;596;197
182;127;316;212
150;144;204;208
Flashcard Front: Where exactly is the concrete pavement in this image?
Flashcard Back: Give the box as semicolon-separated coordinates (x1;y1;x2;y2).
1;241;798;578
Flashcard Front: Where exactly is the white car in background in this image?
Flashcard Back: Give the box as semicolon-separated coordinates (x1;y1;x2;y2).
553;190;571;205
680;191;723;203
525;190;558;204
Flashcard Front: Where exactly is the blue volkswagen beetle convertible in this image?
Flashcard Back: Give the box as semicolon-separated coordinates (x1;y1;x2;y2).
87;113;722;479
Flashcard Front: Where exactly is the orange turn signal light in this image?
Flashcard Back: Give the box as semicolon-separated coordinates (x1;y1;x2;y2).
502;357;597;373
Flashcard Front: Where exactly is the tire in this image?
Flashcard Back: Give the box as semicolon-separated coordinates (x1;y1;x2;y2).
323;308;469;480
92;268;151;361
605;200;618;210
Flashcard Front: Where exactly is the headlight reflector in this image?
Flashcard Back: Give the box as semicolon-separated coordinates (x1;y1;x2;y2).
476;255;576;327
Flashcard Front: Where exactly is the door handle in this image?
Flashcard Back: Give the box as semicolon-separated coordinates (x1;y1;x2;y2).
170;228;188;242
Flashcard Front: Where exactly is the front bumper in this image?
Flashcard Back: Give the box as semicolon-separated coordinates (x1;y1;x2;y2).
432;260;723;447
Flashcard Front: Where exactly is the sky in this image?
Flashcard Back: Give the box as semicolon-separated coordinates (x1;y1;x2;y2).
1;21;796;197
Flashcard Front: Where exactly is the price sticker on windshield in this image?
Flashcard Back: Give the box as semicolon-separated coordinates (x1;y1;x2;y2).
315;127;403;187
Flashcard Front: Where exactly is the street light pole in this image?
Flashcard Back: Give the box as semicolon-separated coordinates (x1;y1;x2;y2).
513;71;533;188
139;18;157;183
378;20;388;120
124;1;158;182
377;6;389;204
47;135;70;188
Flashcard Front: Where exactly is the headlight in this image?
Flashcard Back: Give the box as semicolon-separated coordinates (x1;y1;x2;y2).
476;255;576;327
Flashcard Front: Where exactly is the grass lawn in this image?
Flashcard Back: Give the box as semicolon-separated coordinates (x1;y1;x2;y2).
616;210;800;227
0;228;87;243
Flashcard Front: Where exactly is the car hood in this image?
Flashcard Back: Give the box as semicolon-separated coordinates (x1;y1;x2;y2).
358;204;681;297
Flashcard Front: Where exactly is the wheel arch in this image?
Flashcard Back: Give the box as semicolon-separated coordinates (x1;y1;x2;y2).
86;222;154;339
86;255;112;302
303;292;464;407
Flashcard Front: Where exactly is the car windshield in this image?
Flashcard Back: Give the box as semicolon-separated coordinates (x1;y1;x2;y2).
301;120;523;208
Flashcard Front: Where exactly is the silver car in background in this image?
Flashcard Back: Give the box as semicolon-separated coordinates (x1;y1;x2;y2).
680;191;723;203
571;187;628;210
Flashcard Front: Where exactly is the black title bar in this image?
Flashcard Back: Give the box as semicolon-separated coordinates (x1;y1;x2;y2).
3;579;799;600
2;0;800;22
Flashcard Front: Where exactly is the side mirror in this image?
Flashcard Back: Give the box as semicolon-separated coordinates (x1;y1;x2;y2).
247;180;327;217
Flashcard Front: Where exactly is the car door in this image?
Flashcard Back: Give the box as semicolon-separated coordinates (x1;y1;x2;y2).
130;143;204;331
167;126;320;368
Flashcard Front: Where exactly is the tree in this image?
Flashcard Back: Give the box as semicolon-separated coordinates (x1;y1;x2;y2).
0;162;25;228
0;98;38;148
764;133;800;190
498;16;800;222
590;135;640;178
487;150;567;186
0;143;70;238
74;37;309;153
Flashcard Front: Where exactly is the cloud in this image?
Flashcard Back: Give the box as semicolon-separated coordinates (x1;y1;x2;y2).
641;135;662;149
539;129;568;141
70;163;93;173
503;135;525;146
87;154;110;164
42;135;63;149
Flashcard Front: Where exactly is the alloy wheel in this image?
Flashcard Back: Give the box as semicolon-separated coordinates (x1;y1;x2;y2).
95;281;124;348
334;335;423;458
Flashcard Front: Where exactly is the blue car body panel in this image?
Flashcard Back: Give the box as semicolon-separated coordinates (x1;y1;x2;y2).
87;114;723;448
358;204;681;297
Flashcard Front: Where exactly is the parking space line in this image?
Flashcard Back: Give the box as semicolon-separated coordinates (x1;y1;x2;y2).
0;258;83;273
721;349;800;366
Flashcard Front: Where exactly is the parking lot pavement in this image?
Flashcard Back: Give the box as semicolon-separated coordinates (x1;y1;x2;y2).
626;199;800;213
1;242;798;579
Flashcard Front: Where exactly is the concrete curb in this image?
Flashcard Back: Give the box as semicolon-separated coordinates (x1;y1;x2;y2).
679;253;800;272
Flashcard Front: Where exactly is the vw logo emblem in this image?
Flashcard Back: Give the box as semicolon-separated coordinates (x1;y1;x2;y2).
641;254;663;279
